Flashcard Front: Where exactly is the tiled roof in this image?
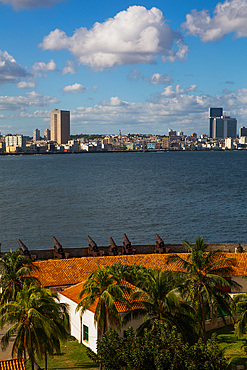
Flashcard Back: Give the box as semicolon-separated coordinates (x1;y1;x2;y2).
32;253;247;288
0;359;25;370
60;279;144;313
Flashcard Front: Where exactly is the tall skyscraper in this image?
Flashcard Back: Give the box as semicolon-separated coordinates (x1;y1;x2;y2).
209;108;223;138
209;108;237;139
44;128;50;141
50;109;70;144
33;129;40;142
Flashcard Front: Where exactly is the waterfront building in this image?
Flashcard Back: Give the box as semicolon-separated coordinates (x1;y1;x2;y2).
239;126;247;137
209;108;223;138
50;109;70;144
5;134;26;153
44;128;50;141
225;137;233;149
209;107;237;139
33;129;40;142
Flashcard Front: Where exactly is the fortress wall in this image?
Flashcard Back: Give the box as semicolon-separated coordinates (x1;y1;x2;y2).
2;243;247;261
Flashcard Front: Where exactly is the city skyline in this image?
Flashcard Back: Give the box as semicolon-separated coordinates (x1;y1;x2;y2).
1;0;247;136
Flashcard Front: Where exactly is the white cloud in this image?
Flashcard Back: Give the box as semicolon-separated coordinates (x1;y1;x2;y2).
159;84;198;97
0;0;66;10
40;6;188;70
62;83;88;94
31;59;57;77
92;85;98;92
17;81;36;88
61;60;76;75
0;91;60;111
183;0;247;42
69;84;247;133
0;50;28;84
127;67;146;82
19;110;50;118
149;73;173;85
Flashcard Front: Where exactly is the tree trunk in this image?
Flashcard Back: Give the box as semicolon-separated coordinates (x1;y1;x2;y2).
199;294;206;345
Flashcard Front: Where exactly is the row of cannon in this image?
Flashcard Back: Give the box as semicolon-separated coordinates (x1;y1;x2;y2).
17;233;170;260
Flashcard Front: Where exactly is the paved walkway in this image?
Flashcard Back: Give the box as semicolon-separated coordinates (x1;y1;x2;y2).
0;325;15;360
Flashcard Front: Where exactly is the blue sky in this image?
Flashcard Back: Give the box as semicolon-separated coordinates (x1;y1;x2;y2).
1;0;247;136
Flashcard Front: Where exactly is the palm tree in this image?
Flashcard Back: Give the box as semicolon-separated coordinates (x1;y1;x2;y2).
0;249;40;304
124;268;199;343
108;263;148;285
232;293;247;338
166;237;241;343
76;266;130;336
0;284;69;370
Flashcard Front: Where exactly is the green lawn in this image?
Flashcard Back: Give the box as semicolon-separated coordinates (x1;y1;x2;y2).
208;324;247;368
26;338;98;370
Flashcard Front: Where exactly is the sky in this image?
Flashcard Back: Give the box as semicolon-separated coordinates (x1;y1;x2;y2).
1;0;247;136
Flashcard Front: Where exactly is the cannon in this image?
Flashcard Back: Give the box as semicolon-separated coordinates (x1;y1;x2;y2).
17;239;36;260
154;234;170;254
52;237;70;259
122;234;136;255
87;235;104;257
235;244;244;253
108;237;121;256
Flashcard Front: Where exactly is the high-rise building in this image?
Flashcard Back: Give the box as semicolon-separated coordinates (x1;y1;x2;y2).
209;108;223;138
44;129;50;141
33;129;40;142
50;109;70;144
209;108;237;138
239;126;247;137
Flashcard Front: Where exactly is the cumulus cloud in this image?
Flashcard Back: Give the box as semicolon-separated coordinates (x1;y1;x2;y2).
92;85;98;92
159;84;198;97
127;68;146;82
0;91;60;111
149;73;173;85
69;86;247;133
0;0;66;10
61;60;76;75
62;83;88;94
183;0;247;42
0;50;28;84
40;6;188;70
17;81;36;88
31;59;57;77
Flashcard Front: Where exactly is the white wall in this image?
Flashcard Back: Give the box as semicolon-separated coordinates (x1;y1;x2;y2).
58;294;98;353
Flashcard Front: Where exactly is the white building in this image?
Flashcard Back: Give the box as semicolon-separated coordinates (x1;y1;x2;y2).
59;281;144;353
5;135;26;152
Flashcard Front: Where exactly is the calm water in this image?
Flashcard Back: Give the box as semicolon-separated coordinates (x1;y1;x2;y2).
0;151;246;253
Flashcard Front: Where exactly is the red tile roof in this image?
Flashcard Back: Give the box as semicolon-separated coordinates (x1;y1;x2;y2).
32;253;246;288
60;279;144;313
0;359;25;370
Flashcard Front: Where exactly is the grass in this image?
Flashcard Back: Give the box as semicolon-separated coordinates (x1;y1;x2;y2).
208;324;247;368
26;337;98;370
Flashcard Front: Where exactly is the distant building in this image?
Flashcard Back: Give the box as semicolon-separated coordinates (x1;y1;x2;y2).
225;137;233;149
209;108;223;138
239;126;247;137
44;128;50;141
209;108;237;139
50;109;70;144
5;134;26;153
33;129;40;142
